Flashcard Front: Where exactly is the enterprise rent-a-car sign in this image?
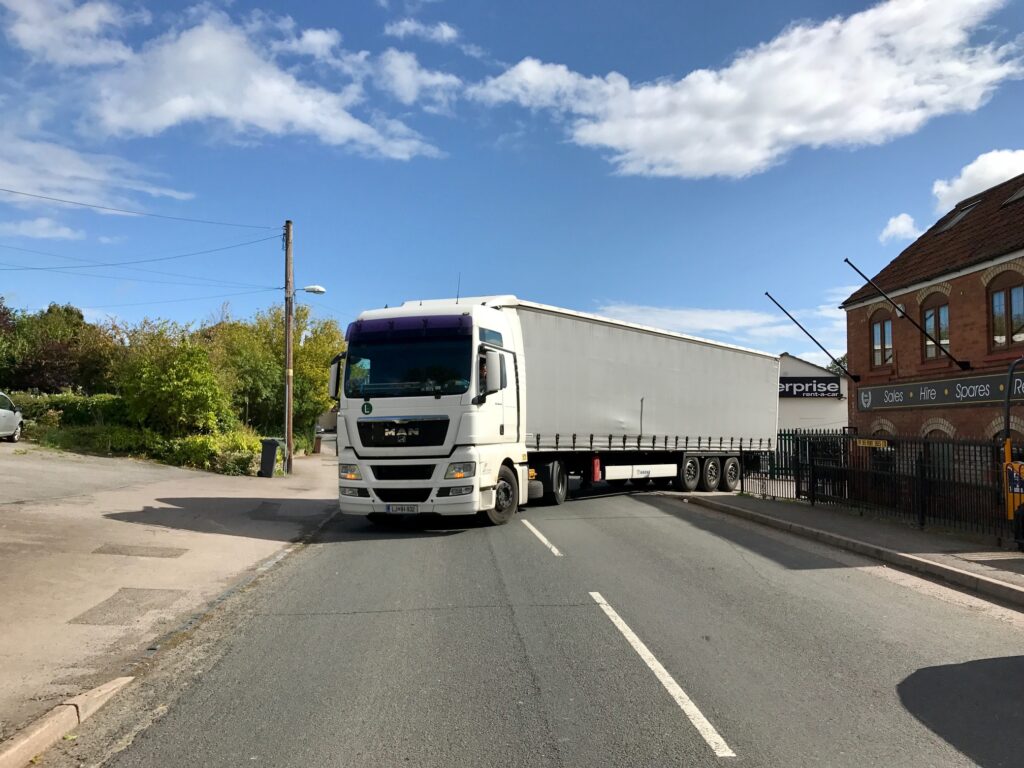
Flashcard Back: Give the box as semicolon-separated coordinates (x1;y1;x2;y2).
779;377;841;398
857;372;1024;411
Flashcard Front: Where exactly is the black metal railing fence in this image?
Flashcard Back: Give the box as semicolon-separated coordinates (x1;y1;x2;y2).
740;430;1010;538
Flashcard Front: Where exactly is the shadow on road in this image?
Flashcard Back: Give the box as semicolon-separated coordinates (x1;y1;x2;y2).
633;493;851;571
316;513;482;543
106;497;336;542
898;656;1024;768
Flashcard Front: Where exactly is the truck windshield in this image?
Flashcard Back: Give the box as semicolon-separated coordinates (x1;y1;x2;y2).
344;337;472;398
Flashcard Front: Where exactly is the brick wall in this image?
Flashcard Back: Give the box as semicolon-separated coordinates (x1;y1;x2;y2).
846;257;1024;438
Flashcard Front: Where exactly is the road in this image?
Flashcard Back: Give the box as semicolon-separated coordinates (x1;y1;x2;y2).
87;489;1023;768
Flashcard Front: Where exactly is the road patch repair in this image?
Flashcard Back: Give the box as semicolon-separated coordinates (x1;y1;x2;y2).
682;493;1024;610
0;442;338;757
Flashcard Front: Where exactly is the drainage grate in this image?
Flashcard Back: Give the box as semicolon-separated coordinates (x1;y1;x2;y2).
93;543;188;559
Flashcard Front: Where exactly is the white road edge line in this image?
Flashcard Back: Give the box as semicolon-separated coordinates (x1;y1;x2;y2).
589;591;736;758
521;520;563;557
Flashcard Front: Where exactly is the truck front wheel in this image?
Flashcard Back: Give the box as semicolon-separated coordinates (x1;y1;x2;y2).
698;457;721;492
482;465;519;525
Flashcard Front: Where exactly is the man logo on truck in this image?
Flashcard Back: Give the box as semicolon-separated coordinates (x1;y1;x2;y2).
384;427;419;443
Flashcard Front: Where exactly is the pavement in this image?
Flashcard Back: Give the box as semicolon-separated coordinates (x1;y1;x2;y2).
687;491;1024;598
46;486;1024;768
0;439;338;742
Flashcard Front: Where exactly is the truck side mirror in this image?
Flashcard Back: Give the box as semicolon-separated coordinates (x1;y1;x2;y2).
328;351;345;400
485;349;501;395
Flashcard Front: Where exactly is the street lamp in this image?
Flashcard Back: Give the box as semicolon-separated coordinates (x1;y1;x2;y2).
282;219;326;474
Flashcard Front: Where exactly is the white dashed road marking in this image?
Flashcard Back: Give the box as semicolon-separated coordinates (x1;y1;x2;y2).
521;519;563;557
589;591;736;758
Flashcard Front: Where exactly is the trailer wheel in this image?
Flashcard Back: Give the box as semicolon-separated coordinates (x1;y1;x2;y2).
698;457;721;492
543;460;569;505
675;457;700;492
481;465;518;525
719;457;740;492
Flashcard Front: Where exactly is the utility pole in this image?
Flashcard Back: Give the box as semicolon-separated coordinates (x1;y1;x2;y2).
283;219;294;475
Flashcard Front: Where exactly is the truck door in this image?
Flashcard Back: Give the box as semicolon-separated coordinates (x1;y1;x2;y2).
499;353;518;443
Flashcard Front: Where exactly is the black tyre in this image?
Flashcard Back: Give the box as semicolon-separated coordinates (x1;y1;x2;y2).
719;457;740;492
698;457;721;492
482;465;518;525
543;460;568;505
675;457;700;491
7;423;21;443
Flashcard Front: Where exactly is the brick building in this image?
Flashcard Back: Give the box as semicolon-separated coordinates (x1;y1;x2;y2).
841;171;1024;441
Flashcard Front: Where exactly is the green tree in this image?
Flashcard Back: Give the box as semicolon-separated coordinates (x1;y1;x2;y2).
0;303;115;393
826;353;848;376
116;322;231;436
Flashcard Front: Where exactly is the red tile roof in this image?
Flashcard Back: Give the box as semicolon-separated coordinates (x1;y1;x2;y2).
843;172;1024;307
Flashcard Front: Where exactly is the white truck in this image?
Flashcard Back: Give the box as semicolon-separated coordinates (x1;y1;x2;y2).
329;296;780;524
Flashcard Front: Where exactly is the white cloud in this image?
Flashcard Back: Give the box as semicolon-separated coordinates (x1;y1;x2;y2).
469;0;1021;178
0;135;190;210
879;213;922;243
384;18;458;44
0;0;143;67
0;216;84;239
272;27;342;61
375;48;461;112
90;13;439;160
596;289;850;358
932;149;1024;212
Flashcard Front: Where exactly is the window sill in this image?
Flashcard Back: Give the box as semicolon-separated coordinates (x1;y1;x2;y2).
982;350;1024;365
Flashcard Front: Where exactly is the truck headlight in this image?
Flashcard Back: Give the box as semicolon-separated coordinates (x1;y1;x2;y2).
449;485;474;496
340;486;362;497
444;462;476;479
338;463;362;481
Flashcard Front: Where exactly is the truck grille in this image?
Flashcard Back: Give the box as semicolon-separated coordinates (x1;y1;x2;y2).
371;464;435;480
358;417;449;447
374;488;432;503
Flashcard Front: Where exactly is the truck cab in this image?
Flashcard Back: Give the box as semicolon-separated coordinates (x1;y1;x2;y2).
331;297;528;525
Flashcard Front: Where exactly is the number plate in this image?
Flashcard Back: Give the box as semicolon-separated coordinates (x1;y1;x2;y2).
385;504;418;514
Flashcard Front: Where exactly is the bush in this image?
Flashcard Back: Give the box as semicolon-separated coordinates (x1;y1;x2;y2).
10;392;129;427
166;429;262;475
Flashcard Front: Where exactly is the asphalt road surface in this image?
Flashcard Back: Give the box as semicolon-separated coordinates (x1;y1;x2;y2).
103;490;1024;768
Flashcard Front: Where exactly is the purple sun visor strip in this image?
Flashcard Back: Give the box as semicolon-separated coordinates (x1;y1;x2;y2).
346;314;473;343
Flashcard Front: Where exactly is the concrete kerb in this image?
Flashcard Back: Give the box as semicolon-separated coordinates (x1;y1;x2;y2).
684;495;1024;612
0;678;133;768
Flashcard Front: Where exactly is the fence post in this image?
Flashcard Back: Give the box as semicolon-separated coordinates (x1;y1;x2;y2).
915;455;927;529
809;440;817;506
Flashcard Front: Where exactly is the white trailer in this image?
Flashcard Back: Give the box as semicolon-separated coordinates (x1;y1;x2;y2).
329;296;779;524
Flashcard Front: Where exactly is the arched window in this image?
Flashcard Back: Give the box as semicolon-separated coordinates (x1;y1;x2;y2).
920;293;950;360
869;309;893;368
988;271;1024;350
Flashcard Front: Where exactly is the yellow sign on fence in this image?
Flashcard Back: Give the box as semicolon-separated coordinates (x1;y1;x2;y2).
855;438;888;449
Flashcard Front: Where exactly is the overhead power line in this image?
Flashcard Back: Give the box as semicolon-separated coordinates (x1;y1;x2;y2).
0;187;277;230
0;234;280;272
0;242;273;289
79;288;277;310
0;259;275;289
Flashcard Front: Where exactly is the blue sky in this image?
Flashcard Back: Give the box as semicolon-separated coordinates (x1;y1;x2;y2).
0;0;1022;365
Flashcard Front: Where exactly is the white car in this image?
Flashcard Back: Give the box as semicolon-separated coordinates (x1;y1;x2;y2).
0;392;23;443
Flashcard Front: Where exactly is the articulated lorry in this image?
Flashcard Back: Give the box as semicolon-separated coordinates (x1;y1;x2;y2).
329;296;780;524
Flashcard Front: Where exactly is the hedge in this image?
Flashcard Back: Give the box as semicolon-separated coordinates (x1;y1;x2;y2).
9;392;129;427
